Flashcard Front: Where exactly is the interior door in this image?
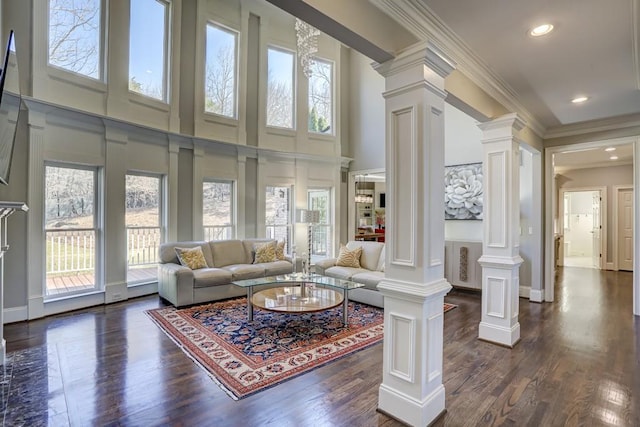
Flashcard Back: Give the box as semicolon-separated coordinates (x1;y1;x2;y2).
591;191;602;269
618;189;634;271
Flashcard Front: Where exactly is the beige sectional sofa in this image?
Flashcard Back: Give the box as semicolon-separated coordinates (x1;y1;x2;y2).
314;240;385;308
158;238;293;307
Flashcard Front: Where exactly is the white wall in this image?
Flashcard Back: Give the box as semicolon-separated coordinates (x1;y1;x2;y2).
519;149;534;288
444;102;483;242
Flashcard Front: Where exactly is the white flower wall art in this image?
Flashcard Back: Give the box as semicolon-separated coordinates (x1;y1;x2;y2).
444;163;483;220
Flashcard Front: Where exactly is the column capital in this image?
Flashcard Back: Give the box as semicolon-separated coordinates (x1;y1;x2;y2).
479;113;526;142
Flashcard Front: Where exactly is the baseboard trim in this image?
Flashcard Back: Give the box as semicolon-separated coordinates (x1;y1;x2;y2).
519;286;531;298
529;289;544;303
4;306;28;324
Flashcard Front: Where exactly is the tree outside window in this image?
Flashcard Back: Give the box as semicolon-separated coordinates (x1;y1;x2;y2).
129;0;169;101
205;23;237;118
267;47;294;129
48;0;102;79
308;58;333;134
203;180;235;240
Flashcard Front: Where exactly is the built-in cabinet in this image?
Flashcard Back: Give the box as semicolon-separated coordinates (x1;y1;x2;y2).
444;240;482;290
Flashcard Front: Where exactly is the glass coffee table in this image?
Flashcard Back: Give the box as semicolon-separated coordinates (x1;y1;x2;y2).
232;273;364;326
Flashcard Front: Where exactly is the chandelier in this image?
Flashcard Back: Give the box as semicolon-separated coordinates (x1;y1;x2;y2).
295;18;320;78
355;175;373;204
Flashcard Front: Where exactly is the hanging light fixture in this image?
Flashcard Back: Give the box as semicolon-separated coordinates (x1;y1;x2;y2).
295;18;320;78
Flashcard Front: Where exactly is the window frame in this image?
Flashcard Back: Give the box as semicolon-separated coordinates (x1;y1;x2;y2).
307;57;335;136
44;162;103;299
202;178;236;241
46;0;107;82
125;171;166;285
128;0;171;102
266;45;296;130
265;184;294;253
204;21;239;119
307;188;333;260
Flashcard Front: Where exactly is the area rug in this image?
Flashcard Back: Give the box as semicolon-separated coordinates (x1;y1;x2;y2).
147;298;458;400
146;298;385;400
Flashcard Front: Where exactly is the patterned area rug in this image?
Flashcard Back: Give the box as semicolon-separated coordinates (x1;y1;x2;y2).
147;298;384;400
147;298;458;400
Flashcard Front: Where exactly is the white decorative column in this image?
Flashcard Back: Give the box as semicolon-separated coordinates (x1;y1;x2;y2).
478;113;524;347
374;43;454;427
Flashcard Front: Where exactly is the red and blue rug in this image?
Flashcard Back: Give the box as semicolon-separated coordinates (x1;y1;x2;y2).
147;298;457;400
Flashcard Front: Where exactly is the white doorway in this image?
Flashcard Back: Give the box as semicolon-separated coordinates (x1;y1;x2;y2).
615;186;634;271
560;189;604;269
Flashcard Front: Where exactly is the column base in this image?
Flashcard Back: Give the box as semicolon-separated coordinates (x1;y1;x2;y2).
479;321;520;348
378;383;446;427
0;338;6;365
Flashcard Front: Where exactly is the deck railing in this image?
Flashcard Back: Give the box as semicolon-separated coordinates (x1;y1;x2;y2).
127;226;162;266
204;225;234;241
46;229;95;274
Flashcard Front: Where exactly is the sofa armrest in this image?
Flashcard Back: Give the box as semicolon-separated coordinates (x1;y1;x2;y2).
158;263;195;307
315;258;337;275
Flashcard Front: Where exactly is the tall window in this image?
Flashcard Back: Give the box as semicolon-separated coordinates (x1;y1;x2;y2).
203;180;235;240
308;58;333;134
126;173;164;285
205;23;237;118
308;189;332;260
265;185;292;251
267;47;295;129
45;164;100;298
129;0;169;101
48;0;103;79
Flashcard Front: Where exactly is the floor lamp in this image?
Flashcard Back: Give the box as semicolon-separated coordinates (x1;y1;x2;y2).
296;209;320;275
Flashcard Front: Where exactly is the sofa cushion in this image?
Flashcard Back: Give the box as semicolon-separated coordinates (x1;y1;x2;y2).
257;260;293;276
223;264;266;281
275;241;286;260
192;268;233;288
160;241;214;267
346;241;384;271
175;246;208;270
242;239;277;264
376;245;386;272
253;241;277;263
324;266;369;280
209;240;246;267
336;245;362;268
351;271;385;290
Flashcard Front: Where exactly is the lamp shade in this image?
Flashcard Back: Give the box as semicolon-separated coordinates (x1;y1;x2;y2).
296;209;320;224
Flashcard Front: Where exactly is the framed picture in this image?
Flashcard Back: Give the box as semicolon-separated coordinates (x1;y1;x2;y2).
444;162;483;220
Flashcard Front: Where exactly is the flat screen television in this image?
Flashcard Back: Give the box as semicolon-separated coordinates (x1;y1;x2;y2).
0;30;20;186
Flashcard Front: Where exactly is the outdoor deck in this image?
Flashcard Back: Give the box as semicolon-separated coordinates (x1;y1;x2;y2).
46;266;158;296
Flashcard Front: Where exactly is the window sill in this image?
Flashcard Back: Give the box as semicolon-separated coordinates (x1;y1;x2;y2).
47;65;107;93
129;91;170;113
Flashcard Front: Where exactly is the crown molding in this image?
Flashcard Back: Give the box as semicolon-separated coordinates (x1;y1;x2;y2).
544;112;640;139
371;0;546;138
633;0;640;89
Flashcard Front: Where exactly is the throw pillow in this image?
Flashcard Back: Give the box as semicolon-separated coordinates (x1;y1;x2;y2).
254;241;277;264
275;241;286;260
336;244;362;268
175;246;208;270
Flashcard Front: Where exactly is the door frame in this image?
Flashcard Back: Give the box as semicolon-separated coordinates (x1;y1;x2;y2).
544;136;639;316
612;185;634;271
558;187;606;269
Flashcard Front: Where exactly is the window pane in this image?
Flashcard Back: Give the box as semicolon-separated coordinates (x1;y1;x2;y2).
205;24;237;117
267;48;294;129
308;189;332;259
126;174;162;284
203;181;234;240
48;0;101;79
45;165;97;297
308;59;333;134
265;185;292;251
129;0;168;100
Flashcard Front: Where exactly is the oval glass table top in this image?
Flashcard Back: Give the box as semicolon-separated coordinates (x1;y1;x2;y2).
251;286;344;313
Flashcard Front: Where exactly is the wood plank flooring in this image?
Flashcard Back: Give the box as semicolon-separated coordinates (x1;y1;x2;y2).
4;267;639;426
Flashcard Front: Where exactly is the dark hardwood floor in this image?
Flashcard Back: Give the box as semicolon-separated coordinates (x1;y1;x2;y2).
3;267;639;426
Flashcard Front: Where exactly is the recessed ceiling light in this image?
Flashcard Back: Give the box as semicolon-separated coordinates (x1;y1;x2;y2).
530;24;554;37
571;96;589;104
605;147;616;152
610;155;619;160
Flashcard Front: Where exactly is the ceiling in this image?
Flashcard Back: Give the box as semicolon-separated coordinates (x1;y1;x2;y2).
552;143;634;173
418;0;640;131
